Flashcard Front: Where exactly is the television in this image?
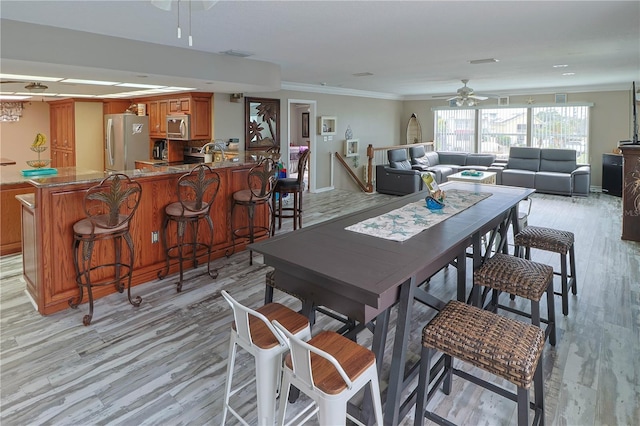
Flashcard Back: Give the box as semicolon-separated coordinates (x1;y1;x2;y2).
621;81;639;146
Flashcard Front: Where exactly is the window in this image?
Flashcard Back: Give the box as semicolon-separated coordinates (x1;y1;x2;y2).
434;104;590;162
479;108;527;159
434;109;475;152
531;106;589;163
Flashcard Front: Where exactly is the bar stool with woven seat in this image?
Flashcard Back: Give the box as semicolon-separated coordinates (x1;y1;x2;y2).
473;253;556;346
414;300;545;426
272;320;384;426
158;165;221;292
515;225;577;316
228;158;277;265
69;173;142;326
221;290;311;426
272;149;310;235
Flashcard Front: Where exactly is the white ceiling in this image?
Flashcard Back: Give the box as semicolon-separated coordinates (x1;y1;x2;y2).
1;0;639;100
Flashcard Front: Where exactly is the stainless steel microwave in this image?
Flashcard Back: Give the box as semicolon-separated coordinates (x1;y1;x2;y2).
166;114;191;140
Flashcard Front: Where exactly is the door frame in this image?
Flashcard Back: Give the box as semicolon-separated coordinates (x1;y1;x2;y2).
287;99;317;192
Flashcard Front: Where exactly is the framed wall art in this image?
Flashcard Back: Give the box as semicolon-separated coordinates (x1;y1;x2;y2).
302;112;309;138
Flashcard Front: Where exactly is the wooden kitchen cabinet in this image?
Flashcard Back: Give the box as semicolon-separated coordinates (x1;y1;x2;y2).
137;92;212;141
50;100;74;151
169;98;191;113
49;99;103;170
148;99;168;138
191;94;213;140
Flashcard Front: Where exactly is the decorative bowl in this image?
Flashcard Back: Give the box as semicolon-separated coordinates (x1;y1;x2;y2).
26;159;51;168
426;195;445;210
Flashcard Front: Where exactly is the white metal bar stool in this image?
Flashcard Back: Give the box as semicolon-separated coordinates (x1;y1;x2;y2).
221;290;311;426
272;320;384;426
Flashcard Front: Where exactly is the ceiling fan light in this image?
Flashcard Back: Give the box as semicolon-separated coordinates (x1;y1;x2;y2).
25;83;48;93
456;99;464;107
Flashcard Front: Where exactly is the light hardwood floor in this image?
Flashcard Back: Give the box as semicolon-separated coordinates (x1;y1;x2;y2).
1;189;638;425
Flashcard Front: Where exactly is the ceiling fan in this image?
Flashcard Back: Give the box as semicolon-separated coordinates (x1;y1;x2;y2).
0;81;49;93
434;79;497;106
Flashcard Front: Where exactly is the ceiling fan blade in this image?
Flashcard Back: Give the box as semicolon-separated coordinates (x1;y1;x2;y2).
431;94;454;98
469;95;488;101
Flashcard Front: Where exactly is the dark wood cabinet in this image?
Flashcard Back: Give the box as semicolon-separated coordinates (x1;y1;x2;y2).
620;145;640;241
602;153;622;197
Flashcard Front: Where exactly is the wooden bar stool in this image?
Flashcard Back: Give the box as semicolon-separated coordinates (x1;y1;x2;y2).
272;149;310;235
515;226;577;316
473;253;556;346
415;300;545;426
69;174;142;326
228;158;277;265
221;290;311;426
157;165;221;292
272;320;383;426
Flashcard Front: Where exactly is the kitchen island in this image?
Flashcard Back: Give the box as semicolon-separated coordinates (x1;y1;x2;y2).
12;158;268;315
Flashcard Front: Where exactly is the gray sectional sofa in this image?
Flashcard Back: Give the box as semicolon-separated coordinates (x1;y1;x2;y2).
498;147;590;196
375;146;590;197
408;146;497;183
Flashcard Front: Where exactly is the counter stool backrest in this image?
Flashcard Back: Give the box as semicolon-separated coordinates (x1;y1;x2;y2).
83;173;141;232
221;290;286;349
294;149;310;186
248;158;278;201
272;320;353;392
176;164;220;214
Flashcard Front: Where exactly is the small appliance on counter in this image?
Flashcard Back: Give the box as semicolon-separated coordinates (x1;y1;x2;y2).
153;140;166;160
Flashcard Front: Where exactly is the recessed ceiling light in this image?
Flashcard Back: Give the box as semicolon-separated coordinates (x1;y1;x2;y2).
0;94;31;100
116;83;165;89
553;64;569;68
469;58;499;64
61;78;120;85
562;72;575;76
57;94;96;98
0;73;63;82
15;92;59;97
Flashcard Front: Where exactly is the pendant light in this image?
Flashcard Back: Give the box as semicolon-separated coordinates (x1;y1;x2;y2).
151;0;218;47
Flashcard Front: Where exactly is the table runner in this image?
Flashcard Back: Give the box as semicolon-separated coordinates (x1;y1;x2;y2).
345;189;492;242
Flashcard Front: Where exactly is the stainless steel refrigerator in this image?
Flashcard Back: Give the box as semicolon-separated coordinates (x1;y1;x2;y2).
104;113;150;171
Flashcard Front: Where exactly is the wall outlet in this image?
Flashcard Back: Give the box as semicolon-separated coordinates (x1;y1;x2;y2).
151;231;159;244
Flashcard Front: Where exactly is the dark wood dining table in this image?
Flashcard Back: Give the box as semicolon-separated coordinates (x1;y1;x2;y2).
250;181;534;425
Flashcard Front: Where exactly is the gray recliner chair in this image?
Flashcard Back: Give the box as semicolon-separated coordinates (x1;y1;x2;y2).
375;149;427;196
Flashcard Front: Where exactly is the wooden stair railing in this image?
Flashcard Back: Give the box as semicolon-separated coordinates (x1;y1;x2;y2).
335;152;373;193
336;142;434;194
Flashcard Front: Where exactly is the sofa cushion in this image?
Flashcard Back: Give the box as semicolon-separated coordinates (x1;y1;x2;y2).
507;147;541;172
502;169;536;188
539;149;577;173
388;149;412;170
465;154;496;167
535;172;572;195
423;151;440;166
438;152;468;166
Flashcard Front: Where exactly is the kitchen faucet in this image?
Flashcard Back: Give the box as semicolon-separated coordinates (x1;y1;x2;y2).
200;140;226;156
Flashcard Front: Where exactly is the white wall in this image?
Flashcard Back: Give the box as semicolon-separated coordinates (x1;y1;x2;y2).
213;89;404;191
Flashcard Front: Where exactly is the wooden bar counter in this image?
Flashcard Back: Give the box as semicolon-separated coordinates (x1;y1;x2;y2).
13;159;267;315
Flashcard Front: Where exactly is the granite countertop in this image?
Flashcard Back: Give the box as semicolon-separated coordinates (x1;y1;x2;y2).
0;155;259;188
